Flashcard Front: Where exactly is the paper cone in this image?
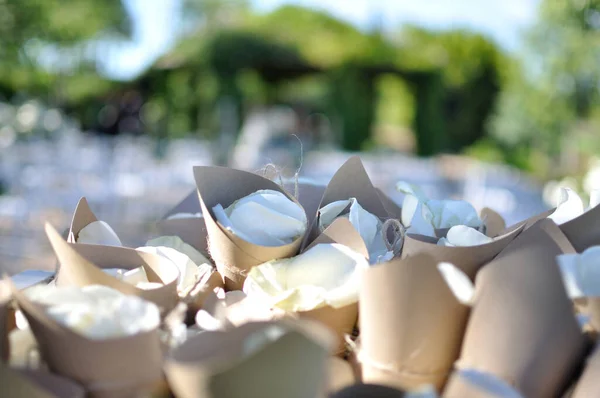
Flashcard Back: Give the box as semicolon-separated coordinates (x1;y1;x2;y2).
327;357;357;395
185;267;224;324
193;166;307;290
305;156;391;248
480;208;506;238
0;363;86;398
359;253;471;392
506;208;554;232
7;279;164;398
401;224;524;280
585;297;600;332
560;204;600;252
570;343;600;398
156;189;210;254
0;281;12;363
449;219;586;398
164;320;335;398
330;384;407;398
283;180;327;228
376;188;402;220
46;223;180;314
67;197;99;243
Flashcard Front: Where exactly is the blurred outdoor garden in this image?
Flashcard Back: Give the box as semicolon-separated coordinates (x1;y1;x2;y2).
1;0;600;274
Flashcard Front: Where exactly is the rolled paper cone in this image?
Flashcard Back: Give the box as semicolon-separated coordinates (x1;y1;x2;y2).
45;223;180;315
0;363;86;398
164;320;335;398
450;219;586;398
67;197;99;243
184;269;224;325
298;303;358;356
505;208;555;232
283;180;327;228
570;343;600;398
330;384;407;398
442;369;524;398
156;189;210;254
560;203;600;252
193;166;307;290
401;224;524;280
376;188;402;220
0;281;11;362
585;298;600;332
359;253;471;392
479;207;506;238
304;156;391;248
327;357;357;395
7;279;164;398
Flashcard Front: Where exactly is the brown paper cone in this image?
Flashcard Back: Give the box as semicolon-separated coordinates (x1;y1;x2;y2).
305;218;369;258
585;297;600;332
193;166;307;290
156;189;210;254
305;156;391;249
185;268;224;324
0;280;12;363
401;224;524;280
376;188;402;220
449;219;586;398
560;204;600;252
570;343;600;398
506;208;555;232
283;180;327;228
46;223;180;314
480;208;506;238
164;320;335;398
0;363;86;398
7;278;164;398
330;384;407;398
327;357;357;395
359;253;471;392
298;302;358;356
67;197;99;243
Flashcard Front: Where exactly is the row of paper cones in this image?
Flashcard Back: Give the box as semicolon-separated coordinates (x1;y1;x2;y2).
3;156;600;397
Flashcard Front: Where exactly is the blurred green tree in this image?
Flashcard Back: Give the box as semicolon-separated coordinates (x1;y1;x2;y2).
490;0;600;177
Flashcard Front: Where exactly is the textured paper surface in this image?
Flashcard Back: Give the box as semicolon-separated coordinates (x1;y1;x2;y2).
401;224;524;280
8;278;164;398
360;253;471;391
164;320;334;398
194;166;306;290
449;219;586;398
156;189;210;254
47;224;179;314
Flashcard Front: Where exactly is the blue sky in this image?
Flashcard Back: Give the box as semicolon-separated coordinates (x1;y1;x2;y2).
103;0;541;80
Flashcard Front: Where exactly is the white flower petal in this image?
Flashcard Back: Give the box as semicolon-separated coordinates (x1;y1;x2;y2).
425;200;481;230
557;246;600;298
437;237;454;247
556;253;585;299
407;201;435;236
348;199;379;251
214;189;307;247
590;189;600;209
76;221;122;246
437;262;475;305
243;243;367;312
166;212;203;220
401;194;421;229
548;188;585;225
454;369;524;398
443;225;493;247
25;285;160;339
137;245;197;293
319;200;351;229
146;236;211;267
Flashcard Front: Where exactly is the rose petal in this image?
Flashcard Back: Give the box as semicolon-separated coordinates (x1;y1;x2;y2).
443;225;493;247
437;262;475;305
76;220;122;246
548;187;585;225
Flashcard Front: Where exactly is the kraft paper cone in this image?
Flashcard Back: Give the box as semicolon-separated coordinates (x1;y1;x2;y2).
0;280;11;363
359;253;471;392
185;268;224;324
570;343;600;398
401;224;524;280
327;357;357;395
480;208;506;238
305;156;391;248
46;223;180;314
450;219;586;398
330;384;407;398
377;188;402;220
156;189;210;254
283;180;327;227
560;204;600;252
305;217;369;258
8;279;164;398
67;197;99;243
193;166;307;290
164;320;335;398
507;208;554;231
585;297;600;332
0;363;86;398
